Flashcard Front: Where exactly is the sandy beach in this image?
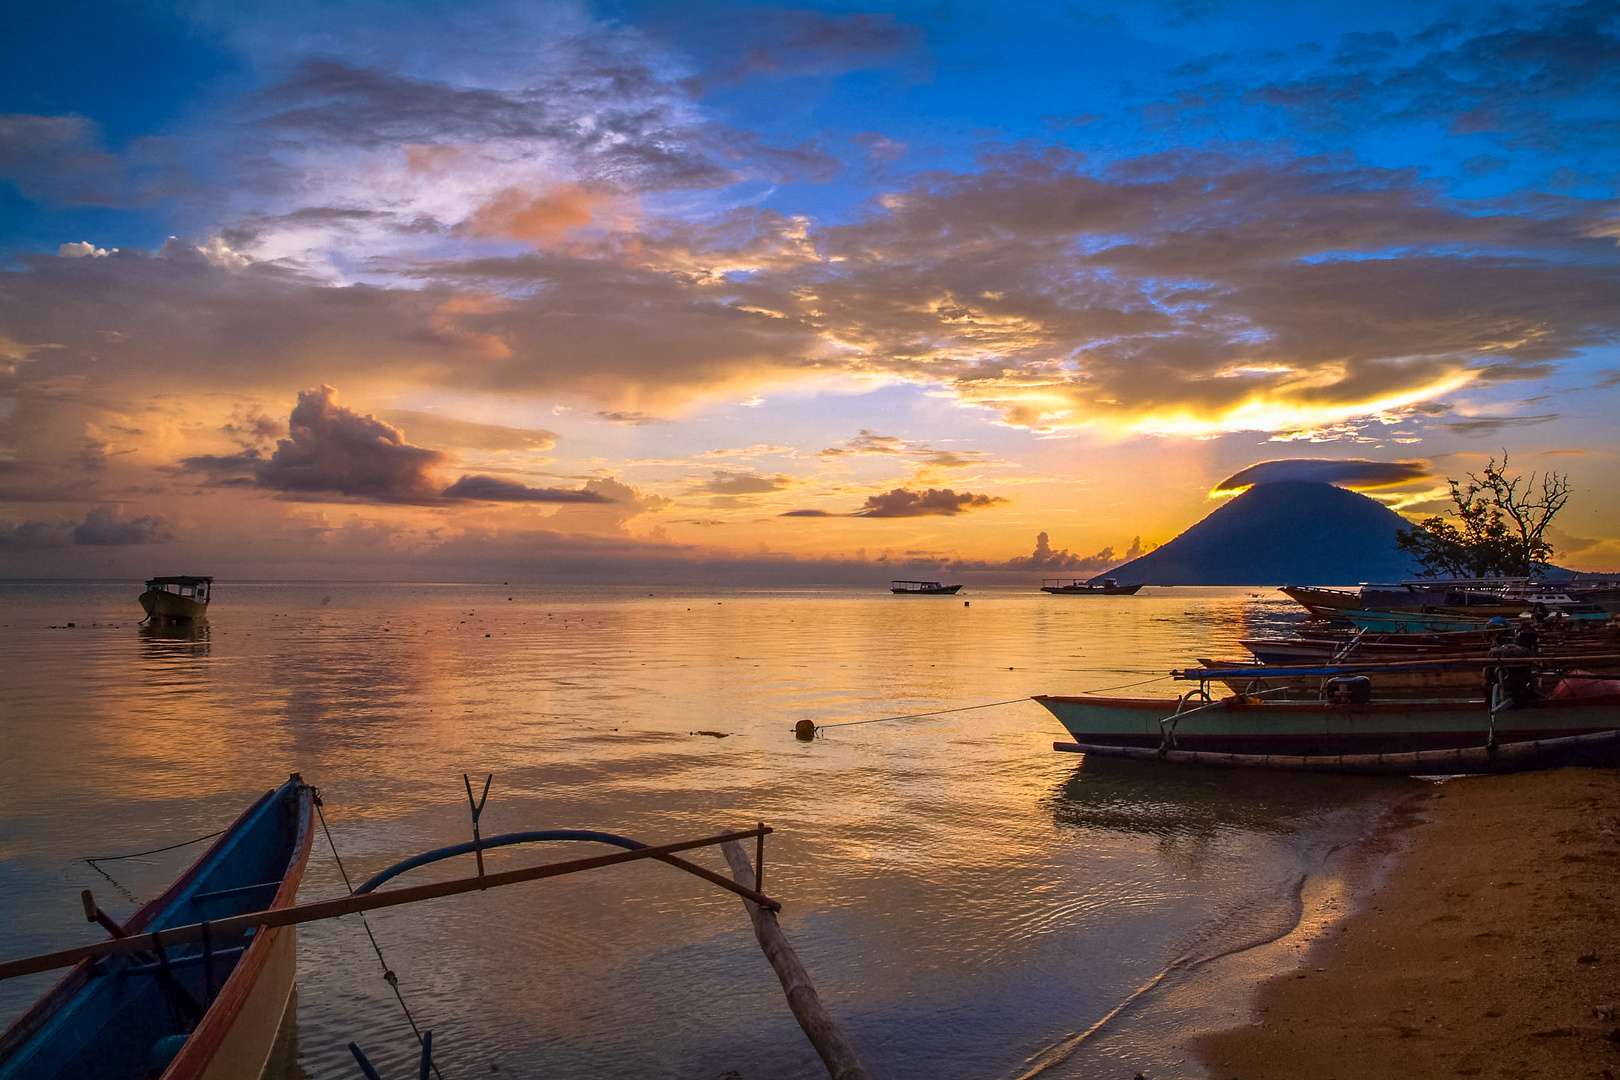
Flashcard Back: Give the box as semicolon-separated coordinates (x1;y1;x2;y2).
1196;767;1620;1080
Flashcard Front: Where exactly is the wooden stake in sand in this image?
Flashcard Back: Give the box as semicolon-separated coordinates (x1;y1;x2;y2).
720;835;874;1080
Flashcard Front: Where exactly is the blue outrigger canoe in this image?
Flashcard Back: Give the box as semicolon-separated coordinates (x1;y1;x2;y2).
0;775;314;1080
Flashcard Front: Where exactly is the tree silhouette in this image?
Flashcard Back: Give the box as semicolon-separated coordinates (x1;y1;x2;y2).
1396;453;1570;578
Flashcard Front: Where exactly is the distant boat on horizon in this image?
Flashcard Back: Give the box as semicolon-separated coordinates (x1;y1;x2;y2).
890;580;963;595
1040;578;1144;595
139;575;213;624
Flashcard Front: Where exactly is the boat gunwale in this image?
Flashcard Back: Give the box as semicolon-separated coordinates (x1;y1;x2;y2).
0;778;313;1080
163;780;313;1080
1031;691;1620;712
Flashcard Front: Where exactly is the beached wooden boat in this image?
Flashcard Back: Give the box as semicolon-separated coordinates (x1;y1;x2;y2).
1032;683;1620;757
139;577;213;625
1278;585;1362;615
0;775;314;1080
1040;578;1144;595
890;580;963;595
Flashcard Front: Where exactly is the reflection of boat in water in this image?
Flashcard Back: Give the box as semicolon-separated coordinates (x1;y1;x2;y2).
139;576;213;625
1041;578;1144;595
890;580;963;595
0;775;313;1080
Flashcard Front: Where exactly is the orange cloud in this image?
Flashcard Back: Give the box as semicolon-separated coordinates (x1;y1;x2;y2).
418;294;513;359
404;143;469;173
465;183;611;243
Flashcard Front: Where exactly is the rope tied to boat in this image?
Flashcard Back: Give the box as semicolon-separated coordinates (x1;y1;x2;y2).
81;828;230;906
314;788;446;1080
804;696;1030;736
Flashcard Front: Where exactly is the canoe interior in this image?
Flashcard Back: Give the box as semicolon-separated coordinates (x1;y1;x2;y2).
0;778;312;1080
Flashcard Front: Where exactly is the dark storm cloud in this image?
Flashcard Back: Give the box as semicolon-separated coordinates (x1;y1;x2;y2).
1213;458;1433;492
442;475;609;502
72;507;174;545
255;386;445;502
853;488;1008;517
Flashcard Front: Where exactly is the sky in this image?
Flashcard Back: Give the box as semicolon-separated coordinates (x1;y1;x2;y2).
1;0;1618;582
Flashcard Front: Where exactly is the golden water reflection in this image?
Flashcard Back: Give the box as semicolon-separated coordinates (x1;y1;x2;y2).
0;582;1409;1080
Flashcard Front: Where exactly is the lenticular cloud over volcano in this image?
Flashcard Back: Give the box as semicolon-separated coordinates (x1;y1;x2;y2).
1213;459;1433;494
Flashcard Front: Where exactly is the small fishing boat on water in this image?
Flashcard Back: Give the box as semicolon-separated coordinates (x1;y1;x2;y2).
139;577;213;625
1040;578;1144;595
0;775;314;1080
890;580;963;595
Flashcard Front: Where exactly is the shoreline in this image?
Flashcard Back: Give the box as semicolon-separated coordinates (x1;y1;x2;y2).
1194;767;1620;1079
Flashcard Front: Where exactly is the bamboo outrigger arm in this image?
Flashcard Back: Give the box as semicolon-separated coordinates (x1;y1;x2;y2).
0;826;778;984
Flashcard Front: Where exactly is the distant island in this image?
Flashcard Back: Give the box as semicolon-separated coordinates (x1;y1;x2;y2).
1105;480;1422;586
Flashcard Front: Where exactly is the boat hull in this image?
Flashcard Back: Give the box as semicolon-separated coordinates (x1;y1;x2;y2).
139;590;209;624
1032;693;1620;757
1040;583;1144;595
890;584;963;595
0;777;314;1080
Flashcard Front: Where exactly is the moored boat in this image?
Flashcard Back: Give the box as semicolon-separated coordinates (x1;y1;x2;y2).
139;577;213;625
1033;681;1620;758
1278;584;1362;615
1040;578;1144;595
0;775;314;1080
890;580;963;595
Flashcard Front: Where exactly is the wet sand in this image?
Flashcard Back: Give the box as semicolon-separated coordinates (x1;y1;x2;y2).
1197;768;1620;1080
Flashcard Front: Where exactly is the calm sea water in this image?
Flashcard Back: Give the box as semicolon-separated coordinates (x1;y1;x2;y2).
0;581;1409;1079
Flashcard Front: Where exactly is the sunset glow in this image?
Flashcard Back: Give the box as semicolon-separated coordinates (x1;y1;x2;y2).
3;1;1618;579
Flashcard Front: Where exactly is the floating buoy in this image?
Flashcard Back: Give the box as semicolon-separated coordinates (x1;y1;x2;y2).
963;601;969;607
794;720;817;741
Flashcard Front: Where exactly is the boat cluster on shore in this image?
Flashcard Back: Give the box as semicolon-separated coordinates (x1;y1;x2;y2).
1037;575;1620;774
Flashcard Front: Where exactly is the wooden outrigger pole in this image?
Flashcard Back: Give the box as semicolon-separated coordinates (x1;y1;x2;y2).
0;826;775;983
0;821;878;1079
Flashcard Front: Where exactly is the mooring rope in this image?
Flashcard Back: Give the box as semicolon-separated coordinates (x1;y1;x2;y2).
1075;673;1174;694
810;673;1179;734
814;697;1030;730
81;828;230;906
314;791;447;1080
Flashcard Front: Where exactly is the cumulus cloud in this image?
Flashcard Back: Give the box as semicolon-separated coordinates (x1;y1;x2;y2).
72;507;174;545
1006;531;1116;571
255;386;446;502
442;475;609;502
853;487;1008;517
1213;458;1433;493
0;518;75;549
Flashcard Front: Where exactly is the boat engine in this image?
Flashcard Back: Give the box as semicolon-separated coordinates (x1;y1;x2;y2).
1323;675;1373;704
